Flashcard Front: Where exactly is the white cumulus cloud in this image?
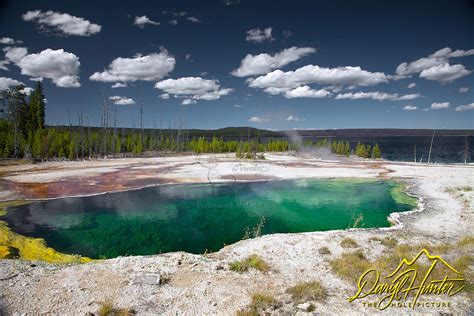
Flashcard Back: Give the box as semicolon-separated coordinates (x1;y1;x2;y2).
459;87;469;93
284;86;331;99
111;82;127;88
231;47;316;77
20;87;34;95
419;63;470;84
9;48;81;87
249;116;267;123
22;10;101;36
3;47;28;63
335;91;421;101
155;77;233;101
109;95;135;105
0;77;23;90
396;47;473;83
90;52;175;83
286;115;304;122
134;16;160;28
0;60;9;71
247;65;389;95
455;103;474;111
431;102;450;110
186;17;201;23
408;82;416;89
246;27;274;43
0;37;23;45
181;99;197;105
403;105;418;111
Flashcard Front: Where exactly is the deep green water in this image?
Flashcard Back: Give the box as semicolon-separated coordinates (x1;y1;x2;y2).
4;179;416;258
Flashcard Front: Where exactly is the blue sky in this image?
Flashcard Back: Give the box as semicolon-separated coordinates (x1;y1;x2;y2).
0;0;473;130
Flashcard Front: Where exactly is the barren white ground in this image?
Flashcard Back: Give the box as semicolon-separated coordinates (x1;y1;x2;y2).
0;154;473;315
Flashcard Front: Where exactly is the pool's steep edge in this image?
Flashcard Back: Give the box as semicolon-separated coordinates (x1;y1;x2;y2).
0;178;420;263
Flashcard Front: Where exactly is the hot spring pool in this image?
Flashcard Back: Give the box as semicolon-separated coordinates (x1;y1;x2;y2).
3;179;417;258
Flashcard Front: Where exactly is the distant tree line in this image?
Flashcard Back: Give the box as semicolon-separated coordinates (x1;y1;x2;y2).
0;84;381;160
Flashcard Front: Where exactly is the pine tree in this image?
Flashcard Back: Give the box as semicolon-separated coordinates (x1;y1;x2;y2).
344;141;351;157
32;129;43;159
372;143;382;159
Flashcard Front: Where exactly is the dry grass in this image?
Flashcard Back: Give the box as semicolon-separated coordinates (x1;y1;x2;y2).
340;237;358;248
457;236;474;247
237;292;278;315
370;236;398;248
318;247;331;255
98;300;135;316
286;281;327;302
229;254;270;273
329;250;369;280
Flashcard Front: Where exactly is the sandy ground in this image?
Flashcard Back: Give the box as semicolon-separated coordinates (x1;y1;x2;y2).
0;153;473;315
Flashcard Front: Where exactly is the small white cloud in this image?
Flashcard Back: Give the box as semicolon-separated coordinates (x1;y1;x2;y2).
0;37;22;45
155;77;233;101
408;82;416;89
431;102;450;110
0;60;9;71
335;91;421;101
186;16;201;23
249;116;267;123
403;105;418;111
185;54;192;62
109;95;135;105
160;93;170;99
286;115;304;122
0;76;23;90
283;30;292;39
20;87;34;95
90;51;175;83
224;0;240;5
3;46;28;63
459;87;469;93
134;16;160;28
111;82;127;88
22;10;101;36
231;47;316;77
233;104;242;108
181;99;197;105
246;27;274;43
169;19;178;25
455;103;474;111
419;63;470;84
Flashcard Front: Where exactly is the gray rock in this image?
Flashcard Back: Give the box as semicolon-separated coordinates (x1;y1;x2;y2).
297;302;311;311
132;273;161;285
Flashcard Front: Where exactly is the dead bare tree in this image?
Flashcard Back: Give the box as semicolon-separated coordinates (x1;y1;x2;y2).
77;109;84;159
427;130;435;164
464;136;470;164
140;86;144;151
86;115;92;159
112;105;118;158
